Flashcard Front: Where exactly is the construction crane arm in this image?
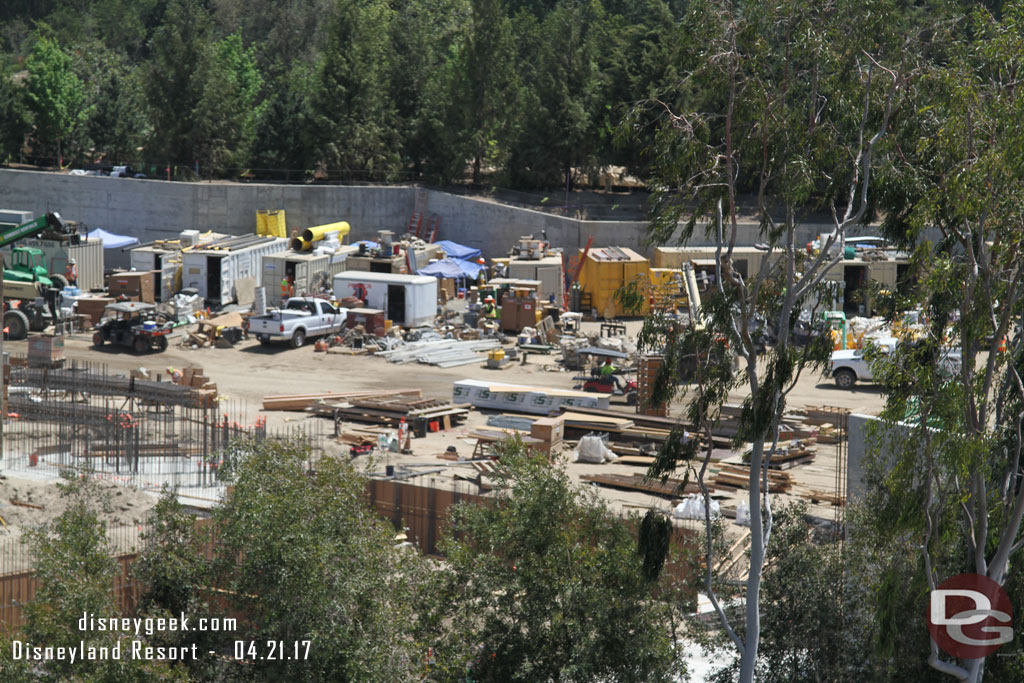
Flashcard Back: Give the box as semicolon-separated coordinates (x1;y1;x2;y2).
0;212;65;249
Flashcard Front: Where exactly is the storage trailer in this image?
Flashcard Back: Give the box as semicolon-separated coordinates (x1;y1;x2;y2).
181;236;289;307
333;271;437;327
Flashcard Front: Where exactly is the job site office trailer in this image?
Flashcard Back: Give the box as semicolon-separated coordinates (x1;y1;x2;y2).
333;272;437;327
261;245;360;307
182;236;289;307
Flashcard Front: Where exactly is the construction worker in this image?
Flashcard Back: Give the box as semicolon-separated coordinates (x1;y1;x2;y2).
481;295;498;319
65;258;78;287
280;276;294;301
600;357;624;392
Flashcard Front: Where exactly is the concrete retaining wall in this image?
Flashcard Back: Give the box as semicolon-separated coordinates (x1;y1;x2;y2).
0;168;859;257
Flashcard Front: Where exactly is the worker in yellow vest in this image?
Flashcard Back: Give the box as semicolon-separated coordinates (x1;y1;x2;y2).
65;258;78;287
481;296;498;318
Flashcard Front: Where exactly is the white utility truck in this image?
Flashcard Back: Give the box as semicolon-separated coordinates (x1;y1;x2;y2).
246;297;347;348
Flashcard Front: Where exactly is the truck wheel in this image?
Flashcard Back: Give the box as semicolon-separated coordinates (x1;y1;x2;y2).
155;335;168;352
4;310;29;340
93;332;105;347
27;306;46;332
133;336;150;354
834;369;856;389
50;274;69;291
290;328;306;349
257;334;272;346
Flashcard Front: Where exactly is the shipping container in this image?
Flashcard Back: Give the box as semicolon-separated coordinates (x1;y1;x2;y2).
333;272;437;327
182;236;290;307
576;246;650;318
261;246;358;307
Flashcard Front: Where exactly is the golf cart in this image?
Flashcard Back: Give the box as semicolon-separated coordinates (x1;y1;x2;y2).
92;302;173;353
573;346;637;405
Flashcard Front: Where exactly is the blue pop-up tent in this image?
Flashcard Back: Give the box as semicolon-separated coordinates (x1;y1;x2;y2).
419;257;484;280
87;228;139;249
435;240;482;262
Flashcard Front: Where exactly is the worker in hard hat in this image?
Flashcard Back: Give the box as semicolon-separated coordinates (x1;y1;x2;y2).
600;357;624;392
65;258;78;287
481;295;498;319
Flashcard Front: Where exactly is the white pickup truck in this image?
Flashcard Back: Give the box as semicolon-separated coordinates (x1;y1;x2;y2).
247;297;347;348
830;337;961;389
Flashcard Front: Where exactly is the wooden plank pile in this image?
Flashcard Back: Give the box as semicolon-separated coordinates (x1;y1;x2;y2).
581;472;707;498
715;403;850;442
262;389;423;412
712;464;794;493
314;394;470;432
742;441;816;469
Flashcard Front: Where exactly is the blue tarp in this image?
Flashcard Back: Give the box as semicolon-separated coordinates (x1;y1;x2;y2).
87;228;139;249
435;240;482;261
419;257;484;280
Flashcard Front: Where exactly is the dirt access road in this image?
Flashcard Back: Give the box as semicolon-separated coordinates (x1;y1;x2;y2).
6;321;888;432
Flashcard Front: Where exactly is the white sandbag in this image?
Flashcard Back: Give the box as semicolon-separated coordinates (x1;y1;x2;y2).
672;494;721;520
735;500;750;527
574;435;618;463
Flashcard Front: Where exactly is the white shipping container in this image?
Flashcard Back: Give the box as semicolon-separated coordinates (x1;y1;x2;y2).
262;246;357;307
333;271;437;327
182;237;289;306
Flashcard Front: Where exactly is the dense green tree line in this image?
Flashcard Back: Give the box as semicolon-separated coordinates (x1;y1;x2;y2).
0;0;686;186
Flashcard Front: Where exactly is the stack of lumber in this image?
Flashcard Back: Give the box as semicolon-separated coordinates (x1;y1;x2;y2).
812;423;845;444
314;394;470;431
715;403;851;442
555;405;712;450
792;487;845;507
263;389;422;412
742;441;816;469
580;472;707;498
712;464;794;493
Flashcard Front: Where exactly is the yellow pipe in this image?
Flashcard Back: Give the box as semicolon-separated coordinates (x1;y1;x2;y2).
290;237;313;251
301;221;350;244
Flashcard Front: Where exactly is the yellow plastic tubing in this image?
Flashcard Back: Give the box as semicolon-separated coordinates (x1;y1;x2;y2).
301;221;350;244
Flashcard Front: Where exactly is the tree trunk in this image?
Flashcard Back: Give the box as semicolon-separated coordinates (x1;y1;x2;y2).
739;436;765;682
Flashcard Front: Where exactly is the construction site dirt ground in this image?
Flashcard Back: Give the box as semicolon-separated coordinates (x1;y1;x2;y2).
0;319;888;548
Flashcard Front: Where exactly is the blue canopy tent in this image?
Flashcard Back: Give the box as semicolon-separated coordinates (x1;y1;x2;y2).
86;228;139;249
435;240;482;262
419;257;484;280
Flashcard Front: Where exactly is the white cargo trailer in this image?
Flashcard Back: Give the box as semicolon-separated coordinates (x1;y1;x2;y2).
182;236;289;306
333;271;437;327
